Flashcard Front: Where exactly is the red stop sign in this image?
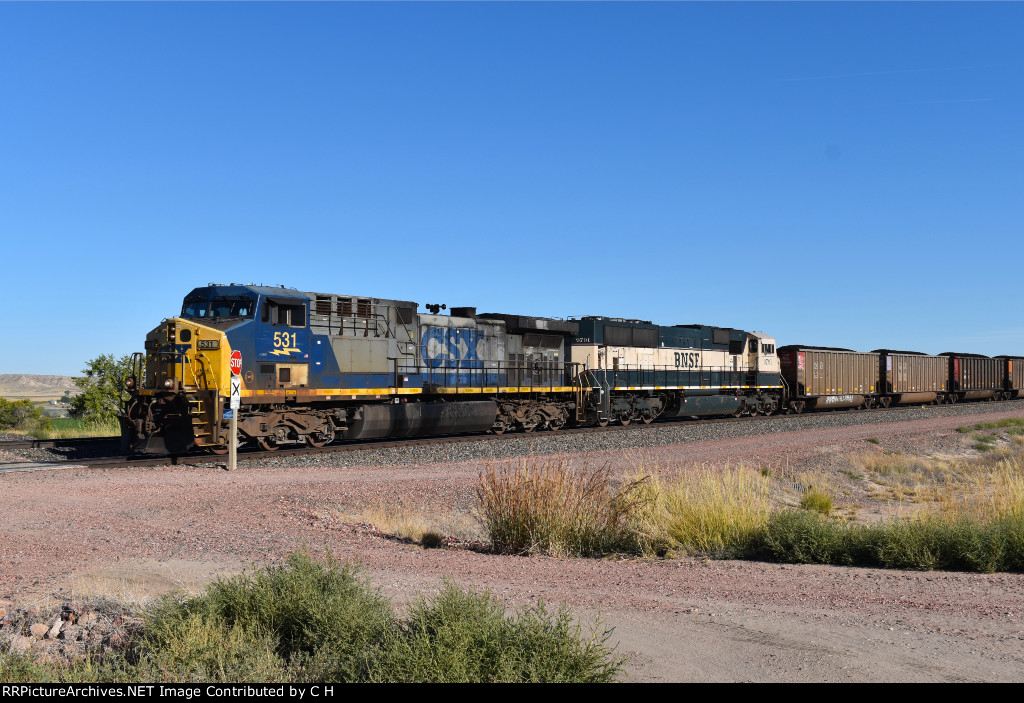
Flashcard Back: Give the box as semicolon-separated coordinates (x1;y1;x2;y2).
229;350;242;376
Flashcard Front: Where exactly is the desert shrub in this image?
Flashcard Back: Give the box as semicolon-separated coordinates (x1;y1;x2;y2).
874;516;1005;572
162;550;398;681
753;510;875;565
752;510;1024;573
477;460;651;556
0;551;622;683
121;610;292;683
375;582;621;682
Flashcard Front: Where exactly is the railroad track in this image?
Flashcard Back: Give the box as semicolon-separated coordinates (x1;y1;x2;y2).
0;412;778;473
2;399;1022;474
0;436;120;450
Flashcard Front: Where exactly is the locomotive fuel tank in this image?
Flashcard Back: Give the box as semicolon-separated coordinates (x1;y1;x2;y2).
345;401;498;440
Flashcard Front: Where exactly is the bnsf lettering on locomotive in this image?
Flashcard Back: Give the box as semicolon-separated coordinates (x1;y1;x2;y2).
674;352;700;369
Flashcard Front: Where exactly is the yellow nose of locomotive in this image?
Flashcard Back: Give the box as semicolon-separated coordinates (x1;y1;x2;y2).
143;319;230;395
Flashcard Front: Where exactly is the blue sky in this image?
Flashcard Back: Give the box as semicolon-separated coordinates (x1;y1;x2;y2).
1;2;1021;375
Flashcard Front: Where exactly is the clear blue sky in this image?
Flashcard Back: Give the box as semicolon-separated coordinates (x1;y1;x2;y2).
2;2;1022;376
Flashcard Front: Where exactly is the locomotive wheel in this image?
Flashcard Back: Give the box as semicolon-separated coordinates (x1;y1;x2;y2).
619;416;631;426
257;436;280;451
209;445;229;455
307;427;335;448
596;417;609;428
547;419;563;431
493;425;506;435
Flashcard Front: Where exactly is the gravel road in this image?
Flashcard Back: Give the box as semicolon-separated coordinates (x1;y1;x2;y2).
2;402;1023;682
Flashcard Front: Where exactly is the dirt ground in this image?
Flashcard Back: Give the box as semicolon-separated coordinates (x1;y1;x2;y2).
2;407;1023;682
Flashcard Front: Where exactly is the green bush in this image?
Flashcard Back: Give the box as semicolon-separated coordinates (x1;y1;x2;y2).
0;397;49;433
1;550;622;683
753;510;873;565
377;583;621;682
752;510;1024;573
148;550;400;682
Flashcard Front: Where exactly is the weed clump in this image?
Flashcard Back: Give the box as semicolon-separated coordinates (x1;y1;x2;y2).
380;583;621;682
645;466;772;557
799;485;834;515
476;460;651;557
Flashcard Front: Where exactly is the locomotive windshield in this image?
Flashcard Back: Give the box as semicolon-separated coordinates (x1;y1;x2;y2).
181;294;256;319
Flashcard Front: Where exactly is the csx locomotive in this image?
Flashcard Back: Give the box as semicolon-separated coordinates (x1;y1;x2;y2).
119;284;1023;454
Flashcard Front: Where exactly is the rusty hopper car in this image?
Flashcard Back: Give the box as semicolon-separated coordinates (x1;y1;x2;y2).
997;356;1024;399
874;350;950;406
941;353;1003;401
777;347;880;412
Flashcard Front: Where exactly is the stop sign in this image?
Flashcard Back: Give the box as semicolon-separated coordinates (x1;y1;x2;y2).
229;350;242;376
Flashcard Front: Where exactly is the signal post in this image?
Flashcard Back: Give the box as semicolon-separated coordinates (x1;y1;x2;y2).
228;350;242;471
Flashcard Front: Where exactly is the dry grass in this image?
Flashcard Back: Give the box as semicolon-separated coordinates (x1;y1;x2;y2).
334;502;479;543
849;443;1024;523
476;458;652;556
637;465;773;555
936;456;1024;521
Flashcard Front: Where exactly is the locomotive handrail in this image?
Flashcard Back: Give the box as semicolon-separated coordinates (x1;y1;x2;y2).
396;358;564;393
195;353;219;393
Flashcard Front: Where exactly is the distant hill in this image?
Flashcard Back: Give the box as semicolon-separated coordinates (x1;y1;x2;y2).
0;374;80;400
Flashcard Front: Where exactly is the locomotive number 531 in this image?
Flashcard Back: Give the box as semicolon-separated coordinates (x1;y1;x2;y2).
272;331;300;353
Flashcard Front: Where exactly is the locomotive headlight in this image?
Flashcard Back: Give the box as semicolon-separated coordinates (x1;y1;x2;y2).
125;376;136;390
162;378;175;390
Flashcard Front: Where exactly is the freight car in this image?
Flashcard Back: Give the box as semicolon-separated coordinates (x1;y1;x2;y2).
119;284;1020;454
999;356;1024;399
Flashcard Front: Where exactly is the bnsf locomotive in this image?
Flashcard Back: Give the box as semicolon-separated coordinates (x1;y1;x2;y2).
119;284;1023;454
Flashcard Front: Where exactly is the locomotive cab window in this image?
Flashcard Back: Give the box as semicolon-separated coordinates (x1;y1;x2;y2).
262;300;307;327
182;295;255;319
209;297;255;318
181;294;209;318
